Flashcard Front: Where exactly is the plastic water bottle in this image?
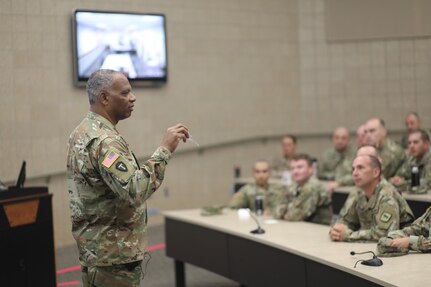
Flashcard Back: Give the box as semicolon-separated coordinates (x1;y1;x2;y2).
411;166;420;188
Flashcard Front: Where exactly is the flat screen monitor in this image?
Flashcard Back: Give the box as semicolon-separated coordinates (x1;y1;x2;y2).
72;10;168;86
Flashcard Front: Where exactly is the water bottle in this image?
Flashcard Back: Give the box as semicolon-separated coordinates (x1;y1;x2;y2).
255;195;264;216
411;165;420;188
312;158;318;179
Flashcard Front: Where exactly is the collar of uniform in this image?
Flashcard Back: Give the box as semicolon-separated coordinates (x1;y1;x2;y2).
379;138;389;151
86;111;118;133
383;138;398;151
364;180;383;209
334;145;353;157
291;178;312;194
252;183;274;193
418;149;431;167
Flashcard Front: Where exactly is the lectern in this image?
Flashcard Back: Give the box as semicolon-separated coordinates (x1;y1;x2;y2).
0;187;56;286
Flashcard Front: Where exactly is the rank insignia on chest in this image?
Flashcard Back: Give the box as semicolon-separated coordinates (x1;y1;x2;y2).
116;161;128;172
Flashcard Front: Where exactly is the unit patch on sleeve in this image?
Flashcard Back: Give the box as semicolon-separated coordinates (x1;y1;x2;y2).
380;212;392;223
115;161;128;172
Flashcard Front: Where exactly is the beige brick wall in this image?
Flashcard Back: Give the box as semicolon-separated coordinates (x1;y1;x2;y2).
298;0;431;132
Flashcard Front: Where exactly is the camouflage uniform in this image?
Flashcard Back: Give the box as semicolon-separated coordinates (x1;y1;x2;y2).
400;129;431;149
274;177;332;225
67;112;171;286
378;205;431;257
394;150;431;194
336;180;414;242
317;146;355;186
271;157;292;179
379;138;406;179
400;133;409;150
228;183;284;215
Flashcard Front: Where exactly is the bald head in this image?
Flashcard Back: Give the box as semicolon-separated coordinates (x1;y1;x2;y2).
356;145;382;163
352;155;382;190
356;145;379;157
332;127;350;152
365;118;387;148
252;160;271;187
405;112;421;133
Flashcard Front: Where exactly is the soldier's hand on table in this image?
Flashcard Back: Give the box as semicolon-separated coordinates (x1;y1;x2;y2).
161;124;190;153
329;223;347;241
263;209;272;217
390;237;409;249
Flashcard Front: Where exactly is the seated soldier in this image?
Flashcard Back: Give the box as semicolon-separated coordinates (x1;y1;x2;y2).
390;130;431;194
274;153;332;225
271;135;297;185
400;112;430;149
356;124;367;148
365;117;405;178
318;127;355;191
329;155;414;242
377;205;431;257
228;160;283;216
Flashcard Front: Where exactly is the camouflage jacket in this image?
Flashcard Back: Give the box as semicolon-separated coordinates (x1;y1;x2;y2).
378;205;431;257
336;180;414;242
228;183;284;215
394;150;431;194
379;138;406;179
271;156;292;179
66;112;171;267
317;146;355;185
400;129;431;149
274;177;332;225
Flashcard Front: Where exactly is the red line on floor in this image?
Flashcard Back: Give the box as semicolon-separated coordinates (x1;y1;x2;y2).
147;242;166;252
56;265;81;275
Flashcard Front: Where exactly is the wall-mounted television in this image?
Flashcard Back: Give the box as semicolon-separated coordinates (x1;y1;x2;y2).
72;9;167;87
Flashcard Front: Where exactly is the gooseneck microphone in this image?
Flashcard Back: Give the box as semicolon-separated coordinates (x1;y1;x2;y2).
350;250;383;267
248;211;265;234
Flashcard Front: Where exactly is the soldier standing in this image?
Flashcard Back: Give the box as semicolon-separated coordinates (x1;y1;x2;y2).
67;69;189;287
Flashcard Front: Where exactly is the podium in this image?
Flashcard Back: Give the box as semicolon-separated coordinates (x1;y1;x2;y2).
0;187;56;287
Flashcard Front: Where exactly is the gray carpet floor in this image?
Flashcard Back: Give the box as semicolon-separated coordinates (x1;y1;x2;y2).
56;224;239;287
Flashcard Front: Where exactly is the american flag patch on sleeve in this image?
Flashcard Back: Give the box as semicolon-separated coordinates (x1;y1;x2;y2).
102;151;120;168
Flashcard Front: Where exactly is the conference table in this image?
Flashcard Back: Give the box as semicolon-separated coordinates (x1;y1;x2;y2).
164;208;431;287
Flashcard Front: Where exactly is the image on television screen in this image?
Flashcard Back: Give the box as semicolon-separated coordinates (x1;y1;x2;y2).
73;10;167;85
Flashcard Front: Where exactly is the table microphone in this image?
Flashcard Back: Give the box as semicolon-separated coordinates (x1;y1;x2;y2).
248;211;265;234
350;251;383;267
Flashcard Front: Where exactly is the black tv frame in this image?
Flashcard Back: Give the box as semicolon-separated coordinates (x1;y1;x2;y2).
72;9;168;87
